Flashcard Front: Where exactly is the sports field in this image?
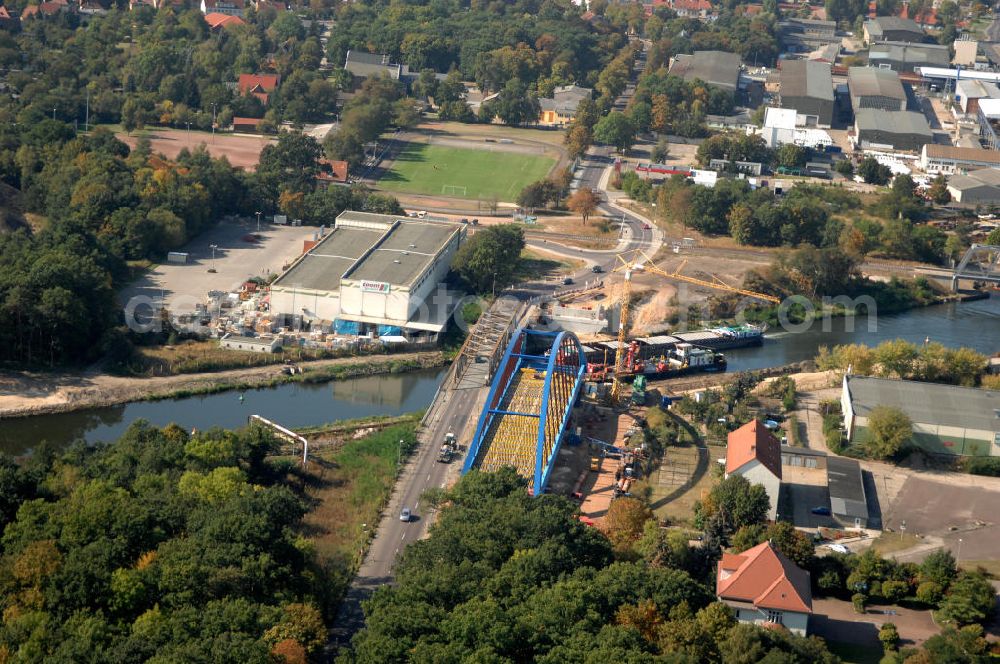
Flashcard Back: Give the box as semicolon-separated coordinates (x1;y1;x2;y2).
378;143;555;201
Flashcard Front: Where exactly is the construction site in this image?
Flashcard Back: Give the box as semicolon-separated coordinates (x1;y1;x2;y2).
460;249;780;528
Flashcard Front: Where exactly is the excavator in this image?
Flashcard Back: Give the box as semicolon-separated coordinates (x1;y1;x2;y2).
605;249;781;404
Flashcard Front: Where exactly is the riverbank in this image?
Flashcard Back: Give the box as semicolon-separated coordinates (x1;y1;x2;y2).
0;351;449;420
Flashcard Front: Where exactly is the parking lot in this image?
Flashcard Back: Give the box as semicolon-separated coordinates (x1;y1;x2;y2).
883;476;1000;563
119;220;312;318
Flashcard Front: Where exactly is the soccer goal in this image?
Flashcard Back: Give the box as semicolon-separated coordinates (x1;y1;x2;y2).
441;184;467;197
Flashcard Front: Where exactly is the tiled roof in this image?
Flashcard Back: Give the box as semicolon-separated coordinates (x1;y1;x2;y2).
717;541;812;613
204;12;245;28
726;419;782;479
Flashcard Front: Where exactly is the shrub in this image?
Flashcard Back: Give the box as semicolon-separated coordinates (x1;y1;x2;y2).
915;580;943;605
852;592;867;613
878;622;899;652
880;580;908;603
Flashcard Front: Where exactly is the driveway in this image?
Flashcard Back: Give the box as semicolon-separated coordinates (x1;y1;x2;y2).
812;598;939;648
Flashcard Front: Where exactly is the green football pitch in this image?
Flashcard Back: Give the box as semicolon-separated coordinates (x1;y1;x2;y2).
378;142;556;201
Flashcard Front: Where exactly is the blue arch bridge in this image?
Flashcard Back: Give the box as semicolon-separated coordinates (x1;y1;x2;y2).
462;328;588;495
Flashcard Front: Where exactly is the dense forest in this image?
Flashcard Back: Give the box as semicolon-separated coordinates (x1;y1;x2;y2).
0;421;333;662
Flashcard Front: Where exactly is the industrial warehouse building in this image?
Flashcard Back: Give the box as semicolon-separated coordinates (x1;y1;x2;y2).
854;108;932;151
919;144;1000;174
867;41;950;72
863;16;926;44
668;50;742;92
842;375;1000;457
946;167;1000;203
779;60;834;128
269;211;466;341
847;67;906;113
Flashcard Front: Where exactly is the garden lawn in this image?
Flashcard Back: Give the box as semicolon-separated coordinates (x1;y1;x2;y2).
378;142;555;201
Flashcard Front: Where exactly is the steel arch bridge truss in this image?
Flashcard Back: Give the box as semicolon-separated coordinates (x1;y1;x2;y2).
463;328;587;494
953;244;1000;290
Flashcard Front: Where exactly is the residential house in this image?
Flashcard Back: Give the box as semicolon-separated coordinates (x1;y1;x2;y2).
920;144;1000;175
251;0;285;10
128;0;156;9
538;85;592;127
21;0;71;18
344;50;403;81
316;159;349;188
717;541;813;636
0;5;20;26
200;0;242;16
204;11;245;29
725;419;782;521
779;60;834;128
238;73;280;105
863;16;925;44
847;66;906;113
668;50;742;92
854;108;932;151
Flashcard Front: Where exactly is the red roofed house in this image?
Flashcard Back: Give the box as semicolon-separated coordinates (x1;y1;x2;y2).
316;158;349;188
726;419;782;520
204;11;245;29
717;541;813;635
238;73;280;105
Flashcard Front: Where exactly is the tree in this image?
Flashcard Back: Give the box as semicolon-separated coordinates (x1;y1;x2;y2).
878;622;899;651
987;227;1000;245
564;123;593;160
864;405;912;459
594;112;636;153
858;156;891;185
257;131;322;204
928;174;951;204
567;188;601;225
650;138;670;163
604;497;653;551
938;572;996;625
696;475;770;536
451;224;525;294
776;144;807;169
834;159;855;178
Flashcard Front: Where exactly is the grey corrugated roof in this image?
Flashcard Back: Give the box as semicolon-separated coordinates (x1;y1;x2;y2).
344;221;460;287
344;50;401;79
539;85;592;115
868;41;950;66
846;375;1000;432
272;227;386;291
781;60;834;101
848;66;906;100
949;167;1000;191
866;16;923;36
855;108;931;136
827;456;868;520
668;50;742;90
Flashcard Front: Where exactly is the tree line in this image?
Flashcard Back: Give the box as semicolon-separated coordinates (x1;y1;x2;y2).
0;422;333;662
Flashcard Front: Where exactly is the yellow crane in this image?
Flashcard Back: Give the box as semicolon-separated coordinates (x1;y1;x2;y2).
608;249;781;403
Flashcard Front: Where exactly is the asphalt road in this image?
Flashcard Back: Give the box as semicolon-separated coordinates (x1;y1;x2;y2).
987;15;1000;41
329;381;489;649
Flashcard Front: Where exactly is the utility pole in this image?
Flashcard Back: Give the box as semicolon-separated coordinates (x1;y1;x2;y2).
51;107;56;121
211;103;216;143
85;89;89;132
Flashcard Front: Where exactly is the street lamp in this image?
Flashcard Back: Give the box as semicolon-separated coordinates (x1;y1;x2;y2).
255;210;261;232
398;438;404;467
51;107;56;121
211;103;217;143
186;121;191;137
957;538;964;562
209;243;218;273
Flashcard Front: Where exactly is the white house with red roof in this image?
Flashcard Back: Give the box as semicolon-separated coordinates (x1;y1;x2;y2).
725;419;782;520
717;541;813;635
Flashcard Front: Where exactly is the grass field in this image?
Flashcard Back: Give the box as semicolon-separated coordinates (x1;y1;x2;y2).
378;142;555;201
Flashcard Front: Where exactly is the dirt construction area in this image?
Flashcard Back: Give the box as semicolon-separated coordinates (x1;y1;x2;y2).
118;128;275;170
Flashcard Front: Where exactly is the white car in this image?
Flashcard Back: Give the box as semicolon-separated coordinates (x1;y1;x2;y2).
400;508;412;522
828;544;850;554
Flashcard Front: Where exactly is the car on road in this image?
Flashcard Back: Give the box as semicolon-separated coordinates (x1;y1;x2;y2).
592;265;603;273
400;508;412;522
563;277;574;285
828;543;850;554
811;506;831;516
763;419;780;430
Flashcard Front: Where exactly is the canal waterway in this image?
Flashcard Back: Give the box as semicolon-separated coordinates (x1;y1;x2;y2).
0;367;449;456
726;294;1000;372
2;294;998;455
